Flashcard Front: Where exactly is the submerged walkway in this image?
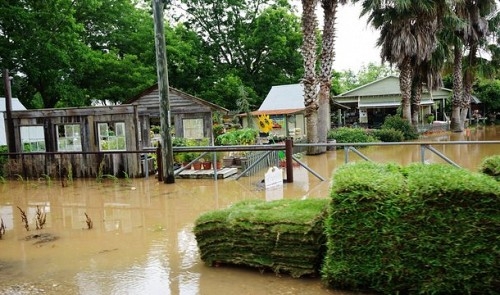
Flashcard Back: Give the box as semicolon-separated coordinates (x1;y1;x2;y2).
175;167;238;179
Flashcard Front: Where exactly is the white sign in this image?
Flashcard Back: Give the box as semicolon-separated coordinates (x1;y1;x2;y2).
265;166;283;189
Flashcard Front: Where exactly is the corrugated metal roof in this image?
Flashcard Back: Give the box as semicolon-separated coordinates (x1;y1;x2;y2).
0;97;27;111
258;84;306;111
251;108;304;115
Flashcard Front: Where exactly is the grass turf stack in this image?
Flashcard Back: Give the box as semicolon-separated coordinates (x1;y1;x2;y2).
194;198;329;278
322;162;500;294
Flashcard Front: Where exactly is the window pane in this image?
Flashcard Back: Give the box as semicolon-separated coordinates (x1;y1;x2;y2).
57;124;82;151
98;122;126;151
183;118;203;139
20;126;45;152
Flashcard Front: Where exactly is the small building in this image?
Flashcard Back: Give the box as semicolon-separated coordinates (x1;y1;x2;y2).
334;76;451;127
4;86;228;179
247;83;348;139
0;97;44;146
126;85;229;143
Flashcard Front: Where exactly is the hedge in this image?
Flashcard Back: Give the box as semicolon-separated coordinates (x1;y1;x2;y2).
323;162;500;294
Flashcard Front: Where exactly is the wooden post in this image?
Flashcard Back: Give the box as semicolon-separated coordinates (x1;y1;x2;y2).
2;69;16;158
152;0;175;183
156;144;163;182
285;138;293;183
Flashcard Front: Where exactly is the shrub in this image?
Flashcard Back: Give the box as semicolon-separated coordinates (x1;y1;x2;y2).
381;115;419;140
372;128;404;142
0;145;7;177
216;128;258;145
323;162;500;294
327;127;377;146
479;155;500;180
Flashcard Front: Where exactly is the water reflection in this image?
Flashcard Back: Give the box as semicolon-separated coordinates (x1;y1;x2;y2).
0;126;498;295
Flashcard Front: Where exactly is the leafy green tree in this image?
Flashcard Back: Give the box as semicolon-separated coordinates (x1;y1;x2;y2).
171;0;303;107
474;78;500;113
0;0;157;108
199;73;257;111
354;0;448;125
335;63;397;93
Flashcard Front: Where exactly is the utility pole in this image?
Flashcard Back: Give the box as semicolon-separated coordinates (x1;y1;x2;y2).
2;69;16;158
152;0;175;183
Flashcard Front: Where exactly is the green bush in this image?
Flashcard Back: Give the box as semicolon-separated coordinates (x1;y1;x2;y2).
216;128;258;145
381;115;419;140
0;145;7;177
372;128;404;142
479;155;500;180
323;162;500;294
327;127;377;146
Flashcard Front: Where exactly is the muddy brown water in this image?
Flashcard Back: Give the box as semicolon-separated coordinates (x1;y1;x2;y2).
0;126;499;295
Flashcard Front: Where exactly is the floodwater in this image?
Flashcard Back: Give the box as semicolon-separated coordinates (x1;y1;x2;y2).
0;126;498;295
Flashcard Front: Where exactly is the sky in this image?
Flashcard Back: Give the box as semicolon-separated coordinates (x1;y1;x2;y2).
332;3;381;72
290;1;381;73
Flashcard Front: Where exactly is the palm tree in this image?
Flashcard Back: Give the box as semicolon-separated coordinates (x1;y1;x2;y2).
356;0;446;125
449;0;497;131
461;0;496;127
317;0;346;154
301;0;320;155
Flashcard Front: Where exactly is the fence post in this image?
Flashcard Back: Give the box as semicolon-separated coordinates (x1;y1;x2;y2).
285;138;293;183
156;144;163;182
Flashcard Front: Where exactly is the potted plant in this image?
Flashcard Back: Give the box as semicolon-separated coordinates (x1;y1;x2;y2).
201;153;212;170
180;152;197;169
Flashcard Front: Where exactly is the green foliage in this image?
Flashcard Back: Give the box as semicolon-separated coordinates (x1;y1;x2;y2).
371;128;404;142
216;128;258;145
174;0;303;108
151;125;161;134
175;138;209;164
323;162;500;294
0;146;8;178
335;63;398;93
479;155;500;180
381;115;419;140
327;127;377;145
1;0;156;108
473;78;500;113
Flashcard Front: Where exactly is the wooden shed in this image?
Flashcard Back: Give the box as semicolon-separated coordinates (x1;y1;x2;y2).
126;85;229;143
7;104;151;178
4;86;228;179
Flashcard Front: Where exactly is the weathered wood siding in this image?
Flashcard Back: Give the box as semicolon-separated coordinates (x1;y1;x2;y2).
7;105;151;178
128;86;228;139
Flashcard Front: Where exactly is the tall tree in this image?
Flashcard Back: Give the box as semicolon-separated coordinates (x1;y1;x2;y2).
301;0;319;154
355;0;446;125
0;0;158;108
172;0;303;108
461;0;496;129
317;0;346;153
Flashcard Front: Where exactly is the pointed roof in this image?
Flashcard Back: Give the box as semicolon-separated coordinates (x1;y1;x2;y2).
252;84;305;115
252;83;348;116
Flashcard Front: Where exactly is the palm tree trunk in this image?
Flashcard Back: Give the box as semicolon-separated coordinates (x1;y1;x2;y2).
301;0;320;155
451;43;464;132
318;0;340;154
411;82;422;126
460;42;477;127
399;58;412;123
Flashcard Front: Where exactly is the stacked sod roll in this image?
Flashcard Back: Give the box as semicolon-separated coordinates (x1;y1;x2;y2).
194;198;329;278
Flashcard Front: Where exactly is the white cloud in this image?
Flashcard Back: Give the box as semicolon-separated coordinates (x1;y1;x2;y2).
332;3;381;72
291;1;381;72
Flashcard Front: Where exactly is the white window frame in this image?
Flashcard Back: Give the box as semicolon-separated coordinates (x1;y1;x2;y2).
57;124;82;151
20;126;45;152
182;118;204;139
97;122;127;151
